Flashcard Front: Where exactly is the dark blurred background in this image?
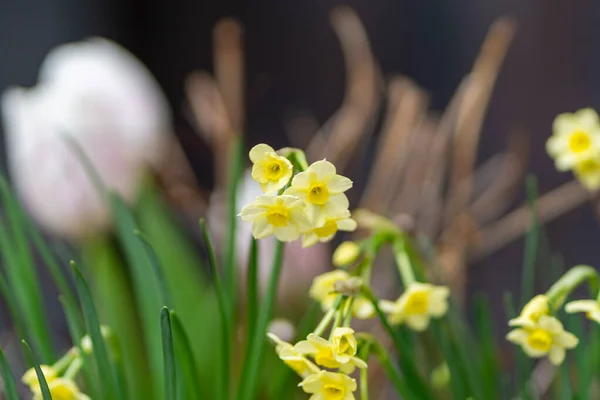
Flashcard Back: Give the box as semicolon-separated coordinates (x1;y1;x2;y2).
2;0;600;337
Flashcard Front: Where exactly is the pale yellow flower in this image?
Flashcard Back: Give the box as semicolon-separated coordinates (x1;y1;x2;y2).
508;294;550;328
546;108;600;171
294;333;366;374
506;315;578;365
239;194;311;241
309;270;374;320
573;157;600;191
284;160;352;226
32;378;91;400
332;241;361;267
565;299;600;324
22;365;58;389
267;333;320;378
299;370;357;400
330;328;359;361
249;144;294;194
379;282;450;331
301;210;357;248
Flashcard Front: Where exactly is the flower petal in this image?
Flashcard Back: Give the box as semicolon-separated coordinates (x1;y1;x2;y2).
307;159;336;179
565;300;598;314
252;217;273;239
549;346;566;366
273;225;300;242
406;315;430;331
336;218;357;232
326;175;353;193
249;143;275;163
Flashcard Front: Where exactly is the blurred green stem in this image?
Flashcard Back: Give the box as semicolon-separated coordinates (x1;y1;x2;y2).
393;239;416;286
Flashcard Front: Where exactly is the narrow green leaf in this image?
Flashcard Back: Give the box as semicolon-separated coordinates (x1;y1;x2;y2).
135;230;174;309
246;238;258;344
161;307;177;400
504;292;531;398
171;311;203;400
429;321;467;400
0;348;19;400
520;174;539;308
22;340;52;400
371;339;418;400
473;294;500;400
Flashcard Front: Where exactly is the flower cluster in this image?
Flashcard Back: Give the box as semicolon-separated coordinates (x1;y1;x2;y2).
239;144;357;246
546;108;600;190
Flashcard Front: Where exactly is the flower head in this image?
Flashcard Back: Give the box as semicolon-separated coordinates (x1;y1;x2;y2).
508;294;550;328
294;333;367;373
22;365;58;389
32;378;90;400
239;194;311;241
332;241;361;267
267;333;321;378
309;270;374;320
302;210;357;248
506;315;578;365
573;158;600;191
249;144;294;194
284;160;352;226
379;282;450;331
331;328;358;361
299;370;357;400
546;108;600;171
565;299;600;324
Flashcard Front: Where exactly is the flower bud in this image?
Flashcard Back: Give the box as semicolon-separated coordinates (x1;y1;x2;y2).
332;241;361;267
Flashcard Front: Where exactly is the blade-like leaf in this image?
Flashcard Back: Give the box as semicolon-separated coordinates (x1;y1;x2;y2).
0;348;19;400
161;307;176;400
171;311;203;400
135;230;173;309
22;340;52;400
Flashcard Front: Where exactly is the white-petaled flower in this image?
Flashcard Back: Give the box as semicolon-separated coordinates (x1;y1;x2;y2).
284;160;352;226
301;210;357;248
546;108;600;171
239;194;311;241
506;315;578;365
508;294;550;328
379;282;450;331
565;299;600;324
249;144;294;194
2;37;170;239
267;333;320;378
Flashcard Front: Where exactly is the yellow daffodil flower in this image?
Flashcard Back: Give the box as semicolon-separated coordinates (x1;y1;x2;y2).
22;365;58;389
267;333;321;378
301;210;357;248
508;294;549;328
546;108;600;171
284;160;352;226
330;328;358;361
332;241;361;267
573;157;600;191
32;378;91;400
309;270;375;319
506;315;578;365
293;333;367;374
239;194;311;241
565;299;600;324
379;282;450;331
249;143;294;194
299;370;357;400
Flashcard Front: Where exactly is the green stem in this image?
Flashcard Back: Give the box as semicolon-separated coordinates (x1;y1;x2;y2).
343;297;355;327
313;295;343;337
393;239;416;286
63;357;83;380
246;238;259;345
52;349;78;374
359;341;371;400
546;265;598;310
329;298;346;340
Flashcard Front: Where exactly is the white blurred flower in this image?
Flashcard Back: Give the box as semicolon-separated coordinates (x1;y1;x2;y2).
2;38;171;239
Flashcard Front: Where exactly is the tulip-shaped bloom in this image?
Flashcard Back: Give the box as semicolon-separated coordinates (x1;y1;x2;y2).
267;333;320;378
508;294;550;328
565;299;600;324
299;370;357;400
332;241;361;267
573;158;600;191
239;195;311;241
301;210;357;248
284;160;352;226
379;283;450;331
294;333;367;374
506;315;578;365
249;144;294;194
33;378;91;400
546;108;600;171
309;270;374;320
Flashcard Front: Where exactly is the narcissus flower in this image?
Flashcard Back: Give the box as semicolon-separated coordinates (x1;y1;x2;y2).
294;333;367;373
267;333;321;378
239;194;311;241
249;144;294;194
573;157;600;191
299;370;357;400
330;328;359;361
32;378;91;400
22;365;58;389
508;294;550;328
546;108;600;171
332;241;361;267
565;299;600;324
309;270;374;320
379;283;450;331
301;210;357;248
284;160;352;226
506;315;578;365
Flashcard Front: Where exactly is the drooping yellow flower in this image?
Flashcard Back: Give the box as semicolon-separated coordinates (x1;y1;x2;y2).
508;294;550;328
267;333;320;378
379;282;450;331
309;270;375;320
330;328;358;362
284;160;352;226
299;370;357;400
249;143;294;194
32;378;91;400
573;157;600;191
22;365;58;389
293;333;366;374
506;315;578;365
565;299;600;324
301;210;357;248
332;241;361;267
239;194;311;241
546;108;600;171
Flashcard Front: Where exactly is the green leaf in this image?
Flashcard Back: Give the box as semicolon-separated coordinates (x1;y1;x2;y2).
245;238;258;346
520;174;539;308
473;294;500;400
0;347;19;400
135;230;174;309
171;311;203;400
21;340;52;400
161;307;177;400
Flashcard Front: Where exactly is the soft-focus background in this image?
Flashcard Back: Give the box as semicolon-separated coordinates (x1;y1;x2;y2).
2;0;600;366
